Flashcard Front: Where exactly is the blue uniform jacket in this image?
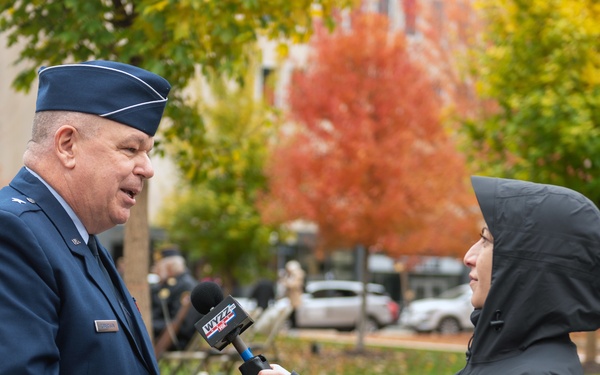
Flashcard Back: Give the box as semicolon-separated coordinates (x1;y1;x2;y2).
0;168;159;374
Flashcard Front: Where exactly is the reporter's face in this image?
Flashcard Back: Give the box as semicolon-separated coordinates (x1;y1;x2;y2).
74;118;154;233
464;227;493;309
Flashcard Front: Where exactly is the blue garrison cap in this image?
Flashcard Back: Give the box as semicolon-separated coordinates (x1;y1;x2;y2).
35;60;171;136
154;244;182;262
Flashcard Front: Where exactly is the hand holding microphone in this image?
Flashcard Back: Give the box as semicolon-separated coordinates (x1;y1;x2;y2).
190;281;299;375
258;364;293;375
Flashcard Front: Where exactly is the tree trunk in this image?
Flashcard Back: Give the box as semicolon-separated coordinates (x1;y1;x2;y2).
356;245;368;353
123;184;153;341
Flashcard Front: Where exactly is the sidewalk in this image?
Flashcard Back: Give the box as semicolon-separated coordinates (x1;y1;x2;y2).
286;325;470;353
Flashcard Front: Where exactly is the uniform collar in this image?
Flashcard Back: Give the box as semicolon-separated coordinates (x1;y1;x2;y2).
25;167;89;243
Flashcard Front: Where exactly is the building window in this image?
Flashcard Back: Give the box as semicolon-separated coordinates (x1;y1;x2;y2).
403;0;417;35
378;0;390;16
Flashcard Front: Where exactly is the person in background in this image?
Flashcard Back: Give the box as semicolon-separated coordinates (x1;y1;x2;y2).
0;60;170;374
278;260;305;327
150;244;201;350
256;262;306;375
457;176;600;374
250;278;276;314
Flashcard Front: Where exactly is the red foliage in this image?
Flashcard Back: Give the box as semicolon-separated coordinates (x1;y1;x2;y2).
261;12;480;257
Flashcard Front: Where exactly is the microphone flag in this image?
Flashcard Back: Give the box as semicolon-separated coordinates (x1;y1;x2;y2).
194;295;253;350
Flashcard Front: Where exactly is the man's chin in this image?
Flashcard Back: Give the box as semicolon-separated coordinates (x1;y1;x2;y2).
112;210;131;226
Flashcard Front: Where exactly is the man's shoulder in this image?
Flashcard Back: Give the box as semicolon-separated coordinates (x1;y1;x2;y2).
0;185;42;216
168;273;198;293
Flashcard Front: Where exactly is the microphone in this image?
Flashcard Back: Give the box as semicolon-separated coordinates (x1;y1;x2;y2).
190;281;271;375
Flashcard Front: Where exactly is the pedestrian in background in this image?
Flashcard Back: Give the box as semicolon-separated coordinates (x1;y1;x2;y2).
0;60;170;374
457;176;600;374
279;260;305;327
250;278;276;314
151;244;201;351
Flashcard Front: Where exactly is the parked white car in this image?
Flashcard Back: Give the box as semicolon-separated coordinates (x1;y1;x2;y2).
237;280;399;332
400;283;474;334
293;280;400;332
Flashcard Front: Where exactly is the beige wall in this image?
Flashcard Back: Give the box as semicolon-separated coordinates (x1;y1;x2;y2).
0;36;36;186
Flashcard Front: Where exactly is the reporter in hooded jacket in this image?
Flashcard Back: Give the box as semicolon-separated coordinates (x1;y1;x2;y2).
457;176;600;375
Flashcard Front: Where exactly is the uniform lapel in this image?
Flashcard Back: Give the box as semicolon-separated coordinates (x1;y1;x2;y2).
89;243;134;340
94;239;157;373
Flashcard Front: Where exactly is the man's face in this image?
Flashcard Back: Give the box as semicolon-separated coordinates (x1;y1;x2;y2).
153;259;169;281
70;118;155;234
464;227;494;309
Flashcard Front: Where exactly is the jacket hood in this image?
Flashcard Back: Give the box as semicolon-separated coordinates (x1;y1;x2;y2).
468;176;600;363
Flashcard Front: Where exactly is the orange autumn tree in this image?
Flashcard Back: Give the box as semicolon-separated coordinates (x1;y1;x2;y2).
261;11;479;352
262;12;477;261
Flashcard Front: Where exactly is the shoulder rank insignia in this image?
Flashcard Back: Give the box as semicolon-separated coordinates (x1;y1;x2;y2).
11;198;26;204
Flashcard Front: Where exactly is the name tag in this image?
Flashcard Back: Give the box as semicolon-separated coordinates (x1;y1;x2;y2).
95;320;119;333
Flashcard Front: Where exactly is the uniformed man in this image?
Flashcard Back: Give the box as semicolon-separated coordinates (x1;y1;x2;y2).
0;60;170;374
150;245;201;351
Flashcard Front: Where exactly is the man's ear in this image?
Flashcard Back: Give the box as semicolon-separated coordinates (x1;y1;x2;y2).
54;125;78;169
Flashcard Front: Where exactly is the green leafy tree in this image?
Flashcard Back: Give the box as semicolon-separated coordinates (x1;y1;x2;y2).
1;0;355;177
464;0;600;367
465;0;600;201
156;68;279;292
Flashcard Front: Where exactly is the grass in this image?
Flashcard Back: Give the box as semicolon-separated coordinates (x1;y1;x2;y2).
160;334;600;374
270;337;465;374
160;334;466;375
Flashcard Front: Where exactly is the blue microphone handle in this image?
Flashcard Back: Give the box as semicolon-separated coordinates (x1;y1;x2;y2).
225;328;271;375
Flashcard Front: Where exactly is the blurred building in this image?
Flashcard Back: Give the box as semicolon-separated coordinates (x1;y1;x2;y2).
0;39;35;186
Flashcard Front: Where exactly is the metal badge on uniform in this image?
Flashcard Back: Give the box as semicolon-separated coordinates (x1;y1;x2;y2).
95;320;119;332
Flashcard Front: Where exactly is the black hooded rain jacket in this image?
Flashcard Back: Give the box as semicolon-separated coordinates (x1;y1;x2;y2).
456;176;600;375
